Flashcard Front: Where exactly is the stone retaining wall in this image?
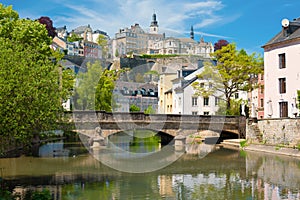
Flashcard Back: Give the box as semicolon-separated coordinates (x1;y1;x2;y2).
246;118;300;147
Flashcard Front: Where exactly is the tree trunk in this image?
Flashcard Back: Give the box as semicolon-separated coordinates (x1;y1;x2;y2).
226;96;231;114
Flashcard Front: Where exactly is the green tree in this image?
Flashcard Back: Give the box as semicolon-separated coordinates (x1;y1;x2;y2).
97;34;108;58
95;69;123;111
144;105;155;114
216;99;244;116
67;33;83;42
61;68;75;105
130;104;140;112
0;4;66;145
75;61;123;111
192;43;263;112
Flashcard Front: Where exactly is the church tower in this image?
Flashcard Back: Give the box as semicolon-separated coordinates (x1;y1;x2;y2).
150;12;159;34
190;26;194;40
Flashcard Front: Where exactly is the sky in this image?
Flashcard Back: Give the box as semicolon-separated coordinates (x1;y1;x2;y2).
2;0;300;54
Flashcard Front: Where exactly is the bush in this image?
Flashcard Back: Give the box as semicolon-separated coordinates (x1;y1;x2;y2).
130;104;140;112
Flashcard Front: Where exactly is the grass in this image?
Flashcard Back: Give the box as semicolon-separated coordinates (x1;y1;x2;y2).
239;140;248;148
275;144;285;150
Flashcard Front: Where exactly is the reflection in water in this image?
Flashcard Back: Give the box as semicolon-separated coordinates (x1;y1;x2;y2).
108;130;161;153
1;138;300;199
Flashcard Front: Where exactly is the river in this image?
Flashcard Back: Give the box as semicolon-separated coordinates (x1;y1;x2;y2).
0;133;300;199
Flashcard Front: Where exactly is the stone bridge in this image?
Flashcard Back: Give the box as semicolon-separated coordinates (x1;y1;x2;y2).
70;111;246;139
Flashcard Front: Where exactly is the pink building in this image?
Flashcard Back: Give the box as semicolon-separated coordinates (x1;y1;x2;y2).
248;74;264;119
263;17;300;118
257;74;265;119
83;41;102;59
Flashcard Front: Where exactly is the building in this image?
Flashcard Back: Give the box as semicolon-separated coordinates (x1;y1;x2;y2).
171;67;223;115
147;27;214;57
113;81;158;112
54;25;107;59
248;74;264;119
157;65;189;114
69;24;109;43
257;74;265;118
262;17;300;118
112;14;165;57
83;40;102;58
112;13;213;58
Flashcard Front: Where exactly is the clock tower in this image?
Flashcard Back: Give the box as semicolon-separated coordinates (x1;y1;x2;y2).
150;12;159;34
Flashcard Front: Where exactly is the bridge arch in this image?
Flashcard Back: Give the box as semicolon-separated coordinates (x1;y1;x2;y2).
106;129;174;145
220;130;239;141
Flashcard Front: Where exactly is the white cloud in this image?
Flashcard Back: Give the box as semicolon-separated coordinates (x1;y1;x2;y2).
194;31;232;39
183;1;223;12
47;0;238;39
194;17;222;28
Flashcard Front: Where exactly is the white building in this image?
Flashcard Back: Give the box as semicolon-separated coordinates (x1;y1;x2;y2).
147;29;213;58
112;14;213;58
262;17;300;118
112;14;164;58
172;67;223;115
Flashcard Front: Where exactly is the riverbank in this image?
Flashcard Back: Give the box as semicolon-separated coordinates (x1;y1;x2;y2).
221;139;300;158
0;137;66;158
244;144;300;158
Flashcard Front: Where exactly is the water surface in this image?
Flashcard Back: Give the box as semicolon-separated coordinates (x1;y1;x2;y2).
1;136;300;199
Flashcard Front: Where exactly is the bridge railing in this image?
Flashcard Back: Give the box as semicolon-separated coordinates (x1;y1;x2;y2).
68;111;246;138
70;110;242;124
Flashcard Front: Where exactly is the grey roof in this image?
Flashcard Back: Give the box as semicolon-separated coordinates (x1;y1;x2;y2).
263;18;300;47
56;26;67;31
115;81;157;92
73;25;92;34
93;29;108;35
182;76;198;89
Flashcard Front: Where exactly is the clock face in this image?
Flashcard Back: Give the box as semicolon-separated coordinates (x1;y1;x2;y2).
281;19;289;28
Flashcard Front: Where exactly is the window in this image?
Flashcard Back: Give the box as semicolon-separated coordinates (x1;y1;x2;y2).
192;97;198;106
260;85;264;94
235;93;239;99
179;97;182;106
204;97;209;106
260;98;264;108
215;97;219;106
279;53;286;69
192;111;198;115
279;102;288;117
204;112;209;115
279;78;286;94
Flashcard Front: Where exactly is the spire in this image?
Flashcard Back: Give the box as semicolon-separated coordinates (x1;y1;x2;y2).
190;26;194;40
150;11;159;34
151;12;158;27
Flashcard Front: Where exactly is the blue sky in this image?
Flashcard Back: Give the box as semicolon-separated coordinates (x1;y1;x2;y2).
2;0;300;54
